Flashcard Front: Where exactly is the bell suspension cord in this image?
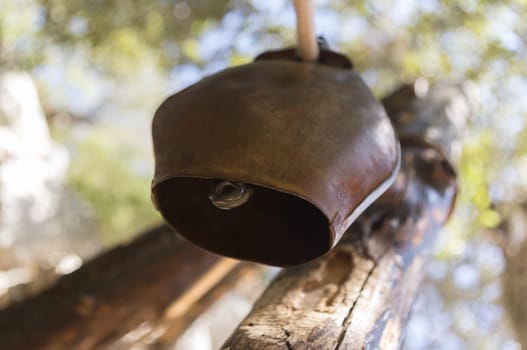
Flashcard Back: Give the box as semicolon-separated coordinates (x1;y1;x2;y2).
293;0;319;62
208;0;319;210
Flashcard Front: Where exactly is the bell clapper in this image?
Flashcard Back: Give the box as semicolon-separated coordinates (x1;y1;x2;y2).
209;180;253;210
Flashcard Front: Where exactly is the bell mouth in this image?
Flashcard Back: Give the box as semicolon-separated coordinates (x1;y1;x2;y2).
153;177;332;267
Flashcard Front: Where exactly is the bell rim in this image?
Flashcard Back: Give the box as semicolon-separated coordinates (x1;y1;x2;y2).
331;140;401;237
151;140;401;249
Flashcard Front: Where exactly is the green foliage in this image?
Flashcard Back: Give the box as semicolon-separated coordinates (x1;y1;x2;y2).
458;131;499;228
36;0;230;69
66;127;159;245
0;0;44;68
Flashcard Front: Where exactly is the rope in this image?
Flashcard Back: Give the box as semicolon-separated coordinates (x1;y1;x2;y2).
293;0;319;62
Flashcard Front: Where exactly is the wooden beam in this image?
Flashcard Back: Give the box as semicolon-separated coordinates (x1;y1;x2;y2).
150;262;270;349
222;81;473;350
0;224;239;350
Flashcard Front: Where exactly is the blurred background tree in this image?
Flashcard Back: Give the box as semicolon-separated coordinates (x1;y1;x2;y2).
1;0;526;348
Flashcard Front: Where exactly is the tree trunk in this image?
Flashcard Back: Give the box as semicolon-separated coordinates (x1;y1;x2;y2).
499;202;527;348
222;81;474;350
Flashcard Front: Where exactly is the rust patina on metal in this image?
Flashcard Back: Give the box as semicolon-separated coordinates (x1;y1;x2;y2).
151;48;400;266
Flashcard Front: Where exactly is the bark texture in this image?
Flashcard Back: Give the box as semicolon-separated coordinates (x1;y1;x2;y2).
223;81;474;350
500;202;527;348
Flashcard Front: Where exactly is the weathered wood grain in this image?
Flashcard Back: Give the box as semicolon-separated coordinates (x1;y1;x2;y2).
0;224;238;350
222;81;474;350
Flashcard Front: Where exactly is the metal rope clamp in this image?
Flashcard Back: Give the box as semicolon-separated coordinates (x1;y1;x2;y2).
151;47;401;266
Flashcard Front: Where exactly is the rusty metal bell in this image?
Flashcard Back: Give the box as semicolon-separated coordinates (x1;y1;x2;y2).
151;48;400;266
